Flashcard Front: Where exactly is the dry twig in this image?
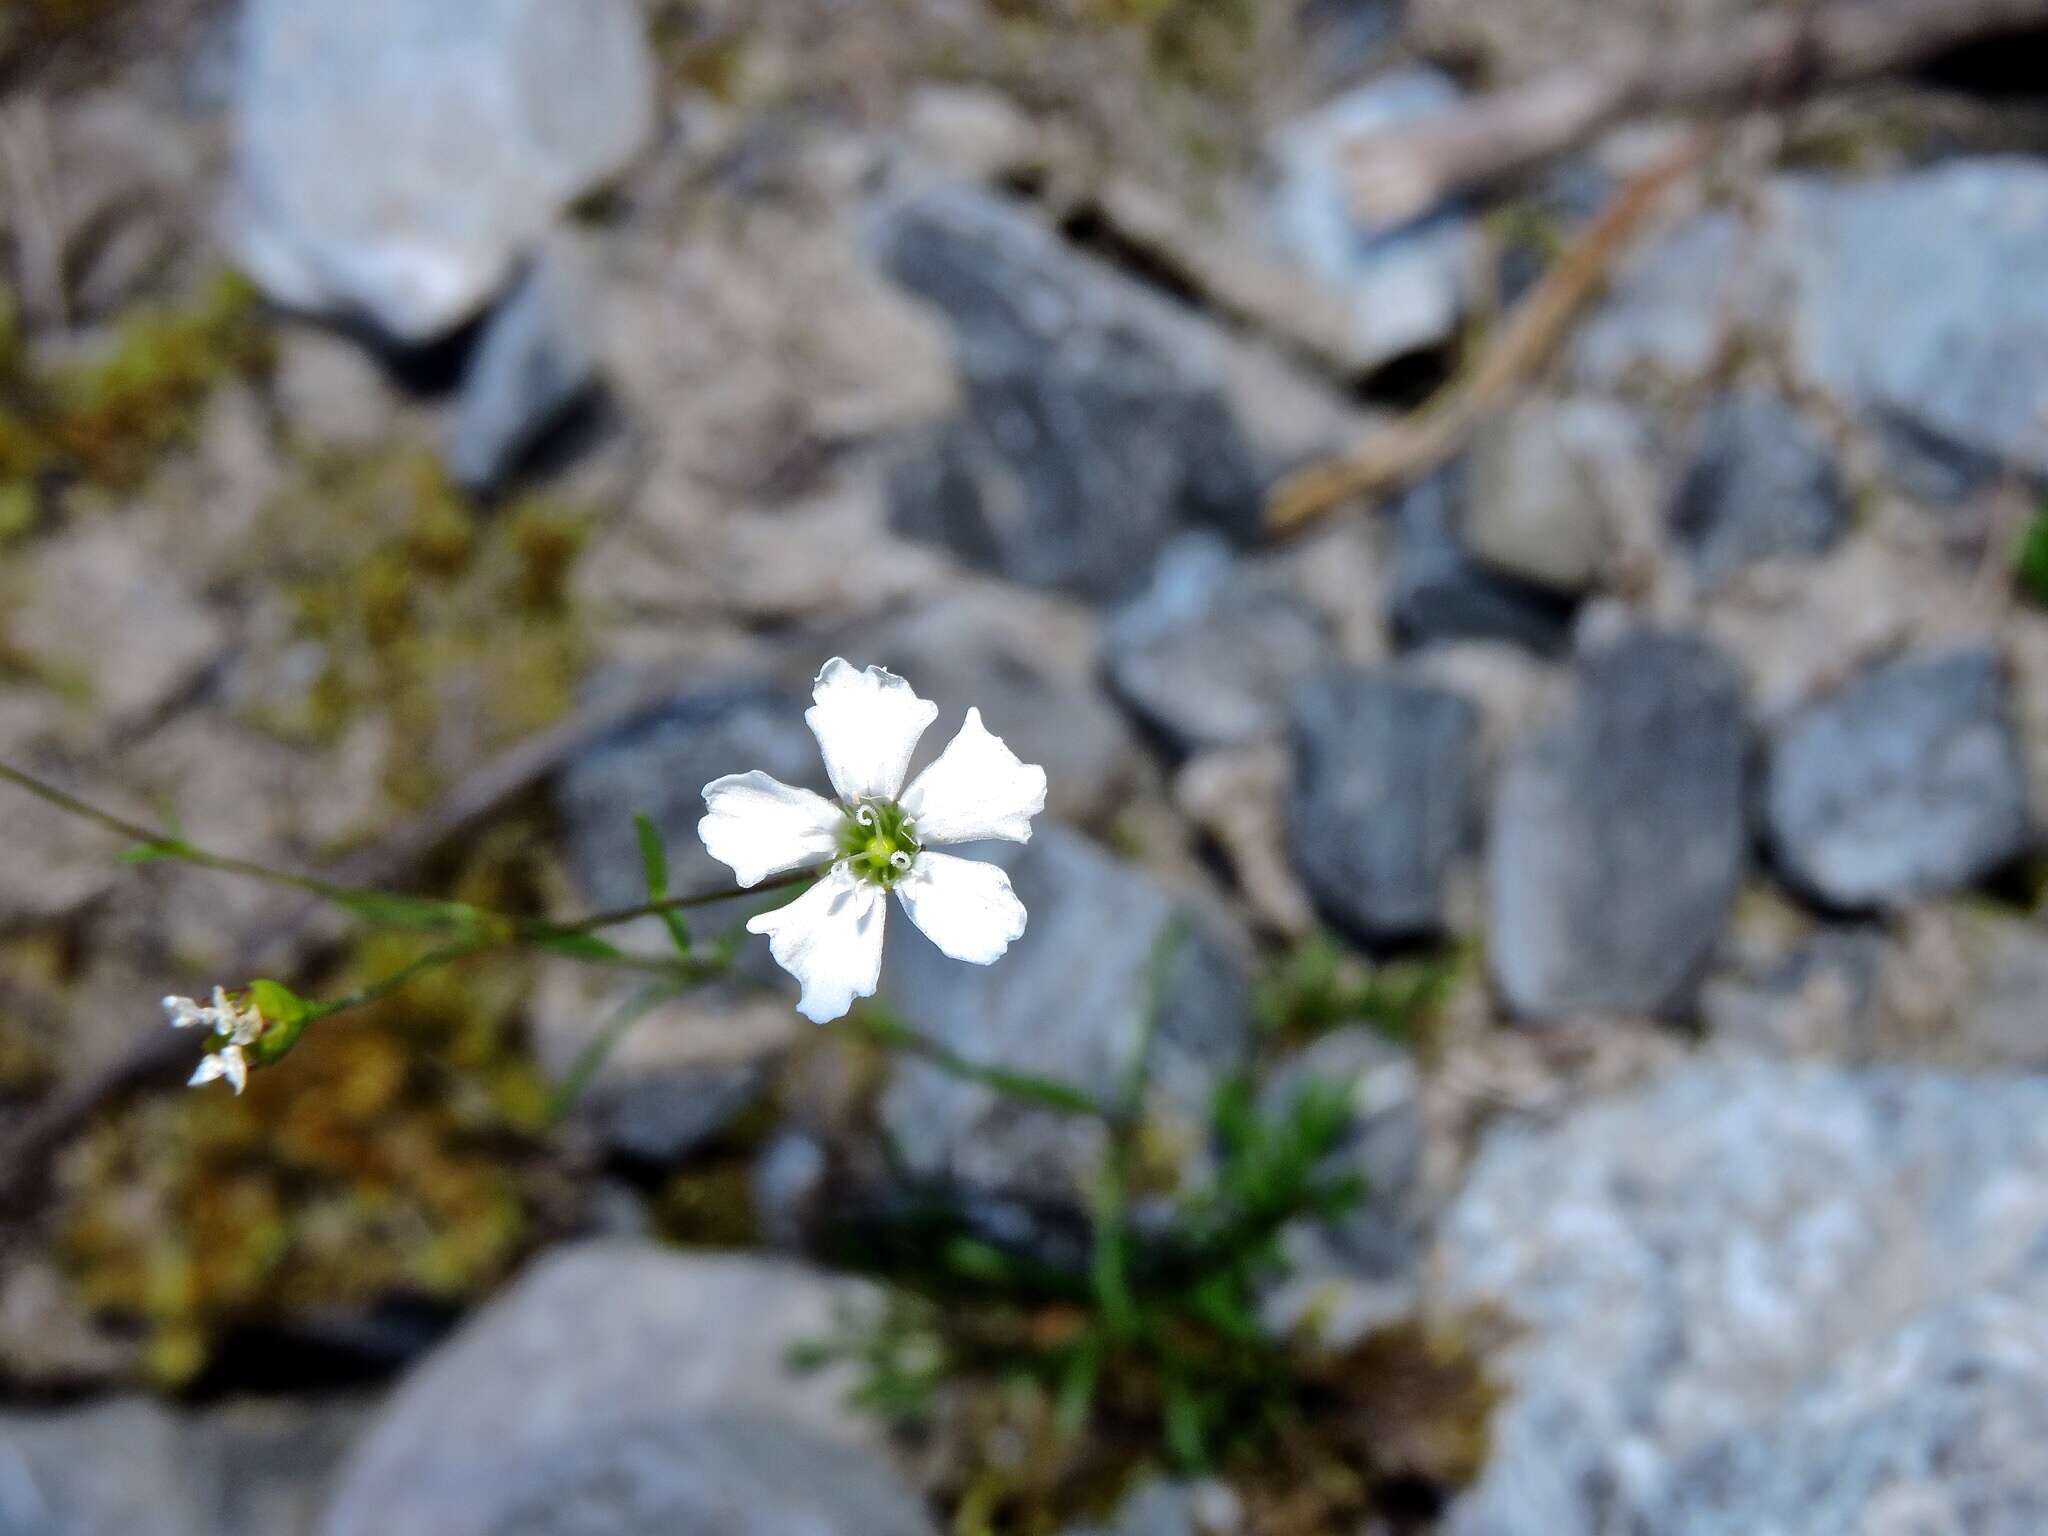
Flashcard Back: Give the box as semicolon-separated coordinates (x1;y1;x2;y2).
1266;132;1712;537
1343;0;2048;228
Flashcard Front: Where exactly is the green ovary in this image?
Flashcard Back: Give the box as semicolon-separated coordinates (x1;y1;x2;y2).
838;799;923;888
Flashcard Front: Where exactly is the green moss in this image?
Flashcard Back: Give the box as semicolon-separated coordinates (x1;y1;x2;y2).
0;271;272;530
57;839;559;1389
1253;934;1464;1048
246;447;595;818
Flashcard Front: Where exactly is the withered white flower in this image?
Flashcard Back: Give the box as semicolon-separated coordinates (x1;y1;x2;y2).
164;985;265;1094
699;658;1047;1023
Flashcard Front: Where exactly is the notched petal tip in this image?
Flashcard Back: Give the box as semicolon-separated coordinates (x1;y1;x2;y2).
806;658;937;806
746;866;888;1024
899;707;1047;848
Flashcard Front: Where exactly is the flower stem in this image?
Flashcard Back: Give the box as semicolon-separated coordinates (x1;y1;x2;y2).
0;759;806;939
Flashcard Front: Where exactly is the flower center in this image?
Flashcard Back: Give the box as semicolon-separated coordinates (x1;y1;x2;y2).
838;799;922;888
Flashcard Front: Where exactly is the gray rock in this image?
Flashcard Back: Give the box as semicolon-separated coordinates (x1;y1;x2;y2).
0;1396;365;1536
229;0;654;341
1389;468;1578;657
0;1399;191;1536
1780;159;2048;485
1489;631;1748;1020
1764;647;2030;909
599;1062;767;1168
1577;160;2048;483
1439;1057;2048;1536
556;682;823;930
1267;69;1480;373
1571;209;1762;391
876;824;1249;1208
322;1244;900;1536
870;183;1269;601
483;1414;932;1536
1649;1293;2048;1536
846;590;1142;827
1671;391;1847;586
1288;668;1477;944
1462;402;1626;595
444;243;599;494
1104;535;1333;755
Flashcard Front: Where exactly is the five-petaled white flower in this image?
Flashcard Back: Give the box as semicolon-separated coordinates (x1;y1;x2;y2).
698;658;1047;1024
164;986;267;1094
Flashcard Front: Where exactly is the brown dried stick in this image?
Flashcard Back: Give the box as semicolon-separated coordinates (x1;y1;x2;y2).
1344;0;2048;227
1266;132;1711;537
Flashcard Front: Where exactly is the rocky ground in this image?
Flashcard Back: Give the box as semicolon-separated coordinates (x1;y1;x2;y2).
4;0;2048;1532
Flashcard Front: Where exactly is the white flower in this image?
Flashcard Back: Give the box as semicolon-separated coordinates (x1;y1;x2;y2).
164;985;266;1095
698;658;1047;1023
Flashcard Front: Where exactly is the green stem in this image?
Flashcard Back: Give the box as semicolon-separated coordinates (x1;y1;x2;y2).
0;759;806;939
305;937;495;1021
534;868;812;936
854;1011;1100;1118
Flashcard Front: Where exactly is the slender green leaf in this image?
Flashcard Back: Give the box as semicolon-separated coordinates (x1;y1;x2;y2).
118;839;188;865
530;929;626;963
547;982;678;1121
634;813;694;957
1053;1334;1103;1439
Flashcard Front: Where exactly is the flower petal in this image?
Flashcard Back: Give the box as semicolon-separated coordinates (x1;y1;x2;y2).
188;1053;227;1087
805;658;937;805
894;851;1027;965
746;865;888;1024
698;771;845;888
898;709;1047;847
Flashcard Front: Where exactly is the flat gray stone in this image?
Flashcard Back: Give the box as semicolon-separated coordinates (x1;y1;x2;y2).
1763;647;2030;909
871;183;1269;601
445;242;599;494
1462;401;1634;595
1388;468;1578;657
1780;159;2048;484
229;0;654;340
1576;160;2048;484
1267;69;1480;373
483;1414;932;1536
877;824;1249;1209
321;1245;898;1536
1288;668;1477;944
1489;631;1747;1020
1440;1056;2048;1536
1670;390;1847;586
0;1396;365;1536
1104;535;1333;755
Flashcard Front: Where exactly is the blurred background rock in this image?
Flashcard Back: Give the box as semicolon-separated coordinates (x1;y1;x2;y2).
3;0;2048;1531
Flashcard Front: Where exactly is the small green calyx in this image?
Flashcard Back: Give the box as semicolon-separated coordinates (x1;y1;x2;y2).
838;799;923;888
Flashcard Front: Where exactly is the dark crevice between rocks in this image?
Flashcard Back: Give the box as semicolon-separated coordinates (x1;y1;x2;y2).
186;1299;464;1399
1052;203;1211;312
